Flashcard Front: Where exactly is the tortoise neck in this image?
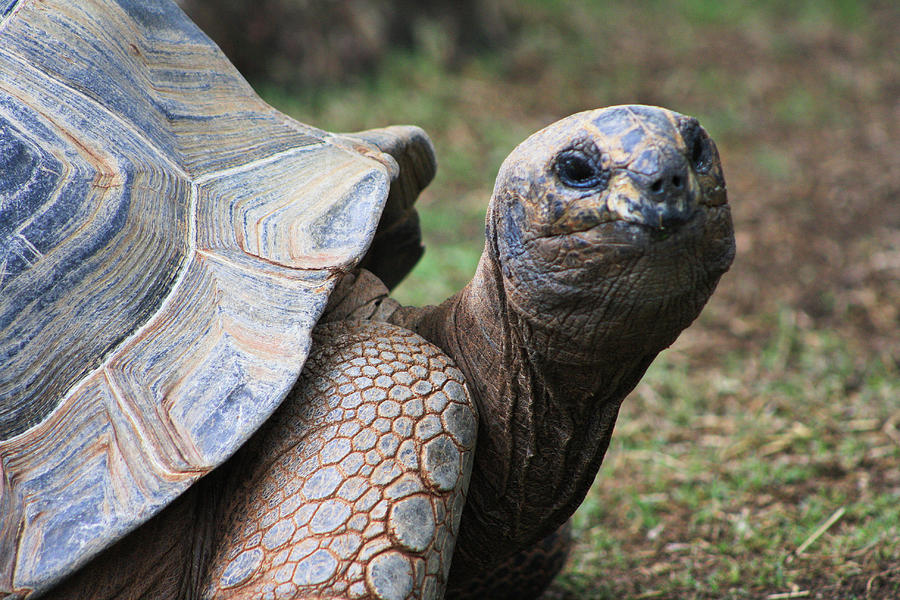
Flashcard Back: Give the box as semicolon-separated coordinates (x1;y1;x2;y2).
389;244;656;565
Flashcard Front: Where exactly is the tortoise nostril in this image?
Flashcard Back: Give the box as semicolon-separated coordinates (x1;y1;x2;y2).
671;174;682;189
650;179;663;193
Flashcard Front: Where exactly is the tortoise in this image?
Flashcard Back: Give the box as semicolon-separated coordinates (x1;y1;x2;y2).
0;1;735;598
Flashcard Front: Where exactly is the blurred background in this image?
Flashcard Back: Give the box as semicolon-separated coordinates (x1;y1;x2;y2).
181;1;899;597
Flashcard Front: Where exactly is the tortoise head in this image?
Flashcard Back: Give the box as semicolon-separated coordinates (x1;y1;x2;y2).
485;105;735;361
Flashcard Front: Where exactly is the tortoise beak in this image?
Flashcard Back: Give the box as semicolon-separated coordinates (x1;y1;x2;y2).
606;165;700;230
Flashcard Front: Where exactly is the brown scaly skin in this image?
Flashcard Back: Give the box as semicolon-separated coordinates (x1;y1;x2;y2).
389;105;735;589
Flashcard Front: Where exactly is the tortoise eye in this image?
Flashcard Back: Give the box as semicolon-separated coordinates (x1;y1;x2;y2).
554;150;606;189
687;124;712;173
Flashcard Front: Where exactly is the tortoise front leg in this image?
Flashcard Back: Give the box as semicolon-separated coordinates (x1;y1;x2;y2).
200;321;477;600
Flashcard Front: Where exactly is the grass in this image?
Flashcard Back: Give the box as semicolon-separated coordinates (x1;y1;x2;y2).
555;317;900;598
257;1;900;597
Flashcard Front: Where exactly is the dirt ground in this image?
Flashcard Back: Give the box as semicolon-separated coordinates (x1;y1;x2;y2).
678;7;900;364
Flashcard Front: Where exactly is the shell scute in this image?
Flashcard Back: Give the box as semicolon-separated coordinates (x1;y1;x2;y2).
0;48;192;440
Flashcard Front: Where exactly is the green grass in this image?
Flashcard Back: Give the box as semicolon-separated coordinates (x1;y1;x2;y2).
556;318;900;598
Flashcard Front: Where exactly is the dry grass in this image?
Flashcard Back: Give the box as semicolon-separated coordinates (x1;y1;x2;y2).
549;322;900;599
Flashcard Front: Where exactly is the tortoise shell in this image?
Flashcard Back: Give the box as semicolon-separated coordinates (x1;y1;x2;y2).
0;0;398;595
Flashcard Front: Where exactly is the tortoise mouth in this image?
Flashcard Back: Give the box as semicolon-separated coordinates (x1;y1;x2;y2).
518;205;738;279
537;206;705;243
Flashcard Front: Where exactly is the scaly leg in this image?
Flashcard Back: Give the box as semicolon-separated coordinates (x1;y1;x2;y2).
199;320;477;600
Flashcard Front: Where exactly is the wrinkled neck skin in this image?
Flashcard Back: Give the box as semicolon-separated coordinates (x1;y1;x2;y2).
393;250;648;553
390;200;733;574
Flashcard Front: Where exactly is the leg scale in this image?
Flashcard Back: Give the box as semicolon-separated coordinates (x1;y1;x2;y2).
201;321;477;600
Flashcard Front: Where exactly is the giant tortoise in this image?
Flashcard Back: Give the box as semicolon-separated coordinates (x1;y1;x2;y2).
0;1;736;598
